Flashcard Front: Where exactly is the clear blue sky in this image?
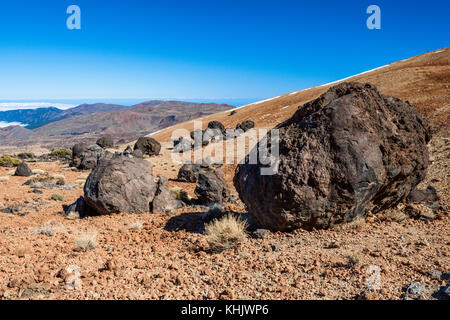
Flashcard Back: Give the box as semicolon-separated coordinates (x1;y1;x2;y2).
0;0;448;101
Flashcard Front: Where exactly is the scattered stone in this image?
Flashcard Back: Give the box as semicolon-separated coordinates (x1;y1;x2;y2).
177;164;207;183
234;82;432;231
207;121;226;135
428;270;442;280
152;176;182;213
14;162;33;177
271;244;281;251
96;136;114;149
442;272;450;280
407;186;439;203
406;282;425;297
252;229;270;239
134;137;161;156
236;120;255;132
173;137;192;153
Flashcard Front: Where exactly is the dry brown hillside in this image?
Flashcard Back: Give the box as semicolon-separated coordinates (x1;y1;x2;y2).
149;47;450;143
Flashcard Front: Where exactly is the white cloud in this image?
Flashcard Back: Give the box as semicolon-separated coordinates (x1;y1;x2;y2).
0;102;76;111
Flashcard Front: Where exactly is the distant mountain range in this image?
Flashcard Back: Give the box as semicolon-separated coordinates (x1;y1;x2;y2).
0;100;235;150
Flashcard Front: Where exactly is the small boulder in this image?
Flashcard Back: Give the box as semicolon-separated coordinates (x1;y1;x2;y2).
207;121;226;135
236;120;255;132
173;137;192;153
14;162;33;177
84;155;158;215
407;186;439;203
96;136;114;149
151;176;182;213
177;164;207;182
195;167;230;204
134;137;161;156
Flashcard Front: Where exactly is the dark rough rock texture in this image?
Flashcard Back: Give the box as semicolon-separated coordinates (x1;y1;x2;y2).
207;121;226;135
14;161;33;177
407;186;440;203
96;136;114;148
134;137;161;156
172;137;192;153
177;164;208;182
72;143;88;159
83;155;157;215
234;82;432;231
236;120;255;132
195;167;230;204
151;176;181;213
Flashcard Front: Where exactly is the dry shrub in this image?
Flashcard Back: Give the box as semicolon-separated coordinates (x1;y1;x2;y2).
50;193;65;201
35;220;65;236
0;176;9;183
75;232;98;252
205;214;248;253
383;210;408;222
346;216;367;230
32;169;45;175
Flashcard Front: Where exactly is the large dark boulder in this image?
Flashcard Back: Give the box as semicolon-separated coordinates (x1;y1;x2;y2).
234;82;432;231
195;167;230;204
14;161;33;177
84;155;158;215
134;137;161;156
96;136;114;149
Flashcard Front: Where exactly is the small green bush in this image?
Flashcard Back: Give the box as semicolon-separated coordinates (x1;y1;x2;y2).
49;148;72;158
50;193;65;201
0;155;21;167
17;152;34;159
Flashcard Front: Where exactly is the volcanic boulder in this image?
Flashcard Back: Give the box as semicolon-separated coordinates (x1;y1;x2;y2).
134;137;161;156
84;155;158;215
236;120;255;132
207;121;226;135
195;167;230;204
177;164;208;182
14;161;33;177
96;136;114;149
234;82;432;231
152;176;182;213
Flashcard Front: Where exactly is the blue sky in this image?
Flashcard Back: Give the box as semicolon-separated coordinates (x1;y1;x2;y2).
0;0;448;102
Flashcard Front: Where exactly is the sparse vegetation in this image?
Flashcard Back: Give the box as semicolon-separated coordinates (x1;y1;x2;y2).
346;252;362;267
25;174;65;186
170;187;190;203
49;148;72;158
0;176;9;183
0;155;21;167
34;220;65;236
75;232;98;252
346;216;367;230
17;152;34;159
32;169;45;175
383;210;408;222
50;193;65;201
129;221;143;230
204;214;248;253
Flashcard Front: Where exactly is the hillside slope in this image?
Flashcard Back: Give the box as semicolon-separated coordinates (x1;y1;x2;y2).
149;47;450;142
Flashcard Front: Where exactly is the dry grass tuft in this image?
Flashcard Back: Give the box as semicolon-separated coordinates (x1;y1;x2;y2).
0;176;9;183
129;221;143;230
35;220;65;236
75;232;98;252
346;216;367;230
383;210;408;222
204;214;248;253
32;169;45;175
